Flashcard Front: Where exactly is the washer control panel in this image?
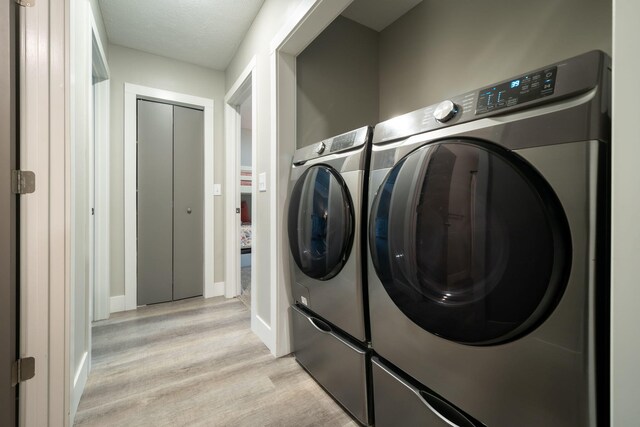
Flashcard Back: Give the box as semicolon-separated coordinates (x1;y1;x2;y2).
371;50;605;145
476;67;557;114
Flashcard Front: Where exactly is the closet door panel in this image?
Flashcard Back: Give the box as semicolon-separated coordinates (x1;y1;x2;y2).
173;105;204;300
137;100;174;305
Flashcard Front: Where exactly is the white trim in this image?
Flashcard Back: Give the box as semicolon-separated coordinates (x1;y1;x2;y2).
611;0;640;423
90;6;110;323
224;57;256;299
124;83;215;311
19;0;58;424
49;0;68;424
69;0;94;421
253;315;275;352
268;0;352;357
70;351;88;420
205;282;226;299
110;295;126;314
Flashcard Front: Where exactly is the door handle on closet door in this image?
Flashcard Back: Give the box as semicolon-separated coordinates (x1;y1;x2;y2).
187;208;192;214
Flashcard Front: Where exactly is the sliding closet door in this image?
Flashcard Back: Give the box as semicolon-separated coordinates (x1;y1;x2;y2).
137;100;173;305
173;105;204;300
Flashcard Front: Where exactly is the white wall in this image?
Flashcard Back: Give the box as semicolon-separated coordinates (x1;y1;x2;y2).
108;44;226;296
611;0;640;424
296;15;379;147
378;0;612;120
225;0;301;330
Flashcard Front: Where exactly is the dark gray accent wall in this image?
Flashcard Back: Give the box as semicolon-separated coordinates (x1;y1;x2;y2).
296;16;379;148
378;0;612;121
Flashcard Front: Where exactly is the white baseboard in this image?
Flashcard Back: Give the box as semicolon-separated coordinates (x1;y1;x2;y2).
70;351;88;424
110;295;126;313
253;314;275;355
205;281;225;299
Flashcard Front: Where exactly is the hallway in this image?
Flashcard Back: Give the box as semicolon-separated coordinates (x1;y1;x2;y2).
74;297;356;426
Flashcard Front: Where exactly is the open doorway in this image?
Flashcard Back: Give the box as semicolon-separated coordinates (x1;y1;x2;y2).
224;60;258;332
238;95;254;307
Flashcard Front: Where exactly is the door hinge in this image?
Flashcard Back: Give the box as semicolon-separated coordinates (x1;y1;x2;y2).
15;0;35;6
11;170;36;194
11;357;35;386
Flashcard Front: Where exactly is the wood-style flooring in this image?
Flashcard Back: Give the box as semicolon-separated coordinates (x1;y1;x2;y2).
74;296;357;427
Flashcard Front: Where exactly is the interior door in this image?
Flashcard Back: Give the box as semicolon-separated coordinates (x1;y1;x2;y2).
369;139;572;345
137;100;204;304
173;105;204;300
1;0;17;423
137;100;174;305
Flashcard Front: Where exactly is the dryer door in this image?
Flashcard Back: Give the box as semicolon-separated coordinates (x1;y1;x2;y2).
288;165;354;281
369;139;572;345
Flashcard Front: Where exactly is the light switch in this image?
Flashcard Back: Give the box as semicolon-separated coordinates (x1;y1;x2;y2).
258;173;267;192
213;184;222;196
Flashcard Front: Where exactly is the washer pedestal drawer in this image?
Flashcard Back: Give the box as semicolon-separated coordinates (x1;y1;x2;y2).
291;305;371;426
372;357;483;427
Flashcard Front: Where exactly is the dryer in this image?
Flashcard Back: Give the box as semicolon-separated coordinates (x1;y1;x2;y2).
367;51;610;426
288;126;373;426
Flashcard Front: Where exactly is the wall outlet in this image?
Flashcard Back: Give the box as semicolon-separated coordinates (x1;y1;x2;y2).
213;184;222;196
258;173;267;192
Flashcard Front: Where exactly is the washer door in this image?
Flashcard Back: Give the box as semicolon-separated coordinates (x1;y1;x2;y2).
369;139;572;345
288;165;355;281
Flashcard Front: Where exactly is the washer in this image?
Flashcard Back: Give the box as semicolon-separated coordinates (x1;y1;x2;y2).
367;51;610;426
288;126;373;426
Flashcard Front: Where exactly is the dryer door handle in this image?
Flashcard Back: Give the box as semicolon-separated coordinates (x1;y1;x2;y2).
308;316;332;334
416;389;478;427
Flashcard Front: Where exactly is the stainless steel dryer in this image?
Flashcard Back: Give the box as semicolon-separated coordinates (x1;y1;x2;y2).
288;126;373;426
367;51;610;427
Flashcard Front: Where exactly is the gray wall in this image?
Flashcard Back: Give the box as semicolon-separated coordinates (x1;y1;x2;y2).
108;44;226;296
296;16;379;147
241;128;252;167
378;0;612;120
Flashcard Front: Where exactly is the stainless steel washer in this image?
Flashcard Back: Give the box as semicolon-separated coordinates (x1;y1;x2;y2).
367;51;610;426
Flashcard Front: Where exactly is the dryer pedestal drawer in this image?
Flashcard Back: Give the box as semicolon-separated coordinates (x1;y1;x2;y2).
291;305;371;426
372;357;483;427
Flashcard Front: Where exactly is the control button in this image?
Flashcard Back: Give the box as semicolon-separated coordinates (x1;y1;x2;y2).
433;100;459;123
314;142;326;154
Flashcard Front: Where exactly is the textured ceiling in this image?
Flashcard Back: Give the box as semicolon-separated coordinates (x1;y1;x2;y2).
99;0;265;70
342;0;423;32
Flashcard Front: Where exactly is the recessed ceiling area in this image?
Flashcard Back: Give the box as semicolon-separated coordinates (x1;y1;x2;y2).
98;0;265;70
341;0;423;32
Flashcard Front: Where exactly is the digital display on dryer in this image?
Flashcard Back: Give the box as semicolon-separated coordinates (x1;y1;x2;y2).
476;66;557;115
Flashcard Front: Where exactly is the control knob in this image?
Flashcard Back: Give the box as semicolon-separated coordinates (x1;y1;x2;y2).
315;142;326;154
433;100;459;123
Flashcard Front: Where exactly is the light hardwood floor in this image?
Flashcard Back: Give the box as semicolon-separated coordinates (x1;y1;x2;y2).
75;296;358;427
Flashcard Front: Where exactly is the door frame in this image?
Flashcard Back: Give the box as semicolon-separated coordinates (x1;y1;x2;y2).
267;0;352;356
90;12;110;322
124;84;215;310
224;57;264;338
0;0;17;424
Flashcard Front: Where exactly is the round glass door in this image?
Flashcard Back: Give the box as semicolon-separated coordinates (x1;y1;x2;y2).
288;165;354;281
369;139;572;345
